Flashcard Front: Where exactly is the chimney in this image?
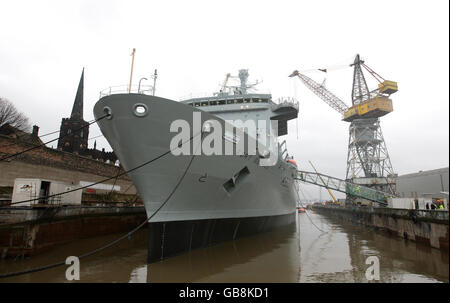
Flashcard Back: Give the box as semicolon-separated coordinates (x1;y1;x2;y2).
32;125;39;137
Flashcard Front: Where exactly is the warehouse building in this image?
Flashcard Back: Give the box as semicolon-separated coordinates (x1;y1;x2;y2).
396;167;448;209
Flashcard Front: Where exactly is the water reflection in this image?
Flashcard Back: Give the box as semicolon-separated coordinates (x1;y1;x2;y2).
327;214;449;282
129;265;148;283
297;212;448;282
0;211;447;283
147;224;298;282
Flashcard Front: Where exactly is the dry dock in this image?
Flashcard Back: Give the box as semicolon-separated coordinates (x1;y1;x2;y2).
1;212;448;282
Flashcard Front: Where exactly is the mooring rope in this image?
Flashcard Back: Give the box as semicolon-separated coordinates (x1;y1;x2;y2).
296;185;328;233
4;131;199;207
0;133;201;279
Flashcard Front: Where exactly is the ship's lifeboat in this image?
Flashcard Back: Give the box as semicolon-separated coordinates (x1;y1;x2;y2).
286;159;297;166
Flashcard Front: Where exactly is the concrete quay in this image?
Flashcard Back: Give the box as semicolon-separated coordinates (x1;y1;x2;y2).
0;205;146;258
313;205;449;251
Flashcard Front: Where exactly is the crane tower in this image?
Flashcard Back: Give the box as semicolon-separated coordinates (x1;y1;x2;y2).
290;54;398;203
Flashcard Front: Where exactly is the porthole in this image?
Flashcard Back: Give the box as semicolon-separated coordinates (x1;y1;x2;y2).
133;103;148;117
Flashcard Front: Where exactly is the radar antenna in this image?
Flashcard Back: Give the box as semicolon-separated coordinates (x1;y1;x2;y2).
219;69;261;95
237;69;260;95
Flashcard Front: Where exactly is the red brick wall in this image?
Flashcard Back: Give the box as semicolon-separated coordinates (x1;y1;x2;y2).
0;135;130;180
0;135;136;195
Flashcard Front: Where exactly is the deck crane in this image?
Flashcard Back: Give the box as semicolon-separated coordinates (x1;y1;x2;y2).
220;73;231;93
290;54;398;204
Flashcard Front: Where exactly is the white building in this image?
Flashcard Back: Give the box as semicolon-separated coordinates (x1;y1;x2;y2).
11;178;82;207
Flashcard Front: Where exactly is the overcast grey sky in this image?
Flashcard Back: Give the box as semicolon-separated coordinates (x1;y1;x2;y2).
1;0;448;200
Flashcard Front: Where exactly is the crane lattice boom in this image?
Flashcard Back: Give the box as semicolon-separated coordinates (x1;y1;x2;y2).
350;54;371;105
289;70;349;116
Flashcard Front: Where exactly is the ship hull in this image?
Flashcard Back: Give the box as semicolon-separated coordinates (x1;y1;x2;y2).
147;212;295;262
94;94;298;261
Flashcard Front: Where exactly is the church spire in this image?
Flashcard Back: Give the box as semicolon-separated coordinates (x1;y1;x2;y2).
70;68;84;120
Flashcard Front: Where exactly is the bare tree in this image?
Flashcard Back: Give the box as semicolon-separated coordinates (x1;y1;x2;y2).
0;97;31;132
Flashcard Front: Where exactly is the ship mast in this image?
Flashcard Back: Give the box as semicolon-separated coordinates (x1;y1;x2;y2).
236;69;260;95
128;48;136;93
238;69;249;94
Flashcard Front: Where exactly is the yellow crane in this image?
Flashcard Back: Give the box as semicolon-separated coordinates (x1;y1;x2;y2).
290;54;398;201
308;161;338;204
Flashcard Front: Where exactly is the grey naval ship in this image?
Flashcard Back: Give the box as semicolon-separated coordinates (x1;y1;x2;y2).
94;70;299;262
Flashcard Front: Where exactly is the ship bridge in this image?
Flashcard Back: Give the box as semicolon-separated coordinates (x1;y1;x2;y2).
181;94;298;137
270;97;299;136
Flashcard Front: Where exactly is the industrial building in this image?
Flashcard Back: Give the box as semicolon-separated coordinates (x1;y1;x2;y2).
396;167;449;209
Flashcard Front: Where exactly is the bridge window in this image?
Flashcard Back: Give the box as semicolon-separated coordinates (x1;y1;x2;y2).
244;98;250;103
227;100;235;104
218;100;226;105
201;102;208;106
210;100;218;106
194;102;201;107
236;99;244;104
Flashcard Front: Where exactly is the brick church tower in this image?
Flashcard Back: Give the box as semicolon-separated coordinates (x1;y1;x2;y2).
57;69;89;154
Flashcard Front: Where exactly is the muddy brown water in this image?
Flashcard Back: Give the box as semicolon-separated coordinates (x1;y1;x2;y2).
0;211;448;282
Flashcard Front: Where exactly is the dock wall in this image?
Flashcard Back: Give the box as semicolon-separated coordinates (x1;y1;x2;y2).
313;205;449;251
0;206;146;258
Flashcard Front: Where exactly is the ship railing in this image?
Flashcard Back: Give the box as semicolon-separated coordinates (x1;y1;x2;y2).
180;90;273;102
273;97;299;110
99;84;154;98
